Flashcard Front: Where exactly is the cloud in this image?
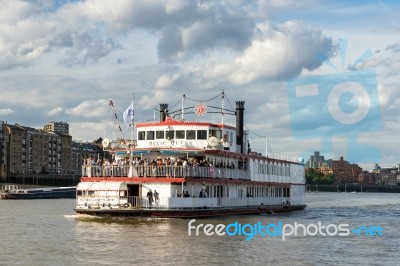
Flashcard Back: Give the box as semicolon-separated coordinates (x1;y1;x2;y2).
157;4;254;61
198;21;334;84
138;90;168;110
154;73;180;89
65;99;110;118
232;21;333;83
47;107;64;116
0;108;15;116
351;41;400;77
0;0;258;70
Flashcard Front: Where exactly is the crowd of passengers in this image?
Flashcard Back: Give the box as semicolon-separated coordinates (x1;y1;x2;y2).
84;157;238;169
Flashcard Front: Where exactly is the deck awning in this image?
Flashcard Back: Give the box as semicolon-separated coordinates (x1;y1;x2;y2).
77;182;128;191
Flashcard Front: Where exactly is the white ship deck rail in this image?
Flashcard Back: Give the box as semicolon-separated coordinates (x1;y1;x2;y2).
76;195;291;209
82;165;251;180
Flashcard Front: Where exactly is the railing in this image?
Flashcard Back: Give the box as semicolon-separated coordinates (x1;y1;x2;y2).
82;165;251;180
76;195;290;209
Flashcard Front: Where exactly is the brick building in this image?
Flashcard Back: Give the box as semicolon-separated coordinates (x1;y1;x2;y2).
0;122;9;180
332;156;362;184
3;122;72;175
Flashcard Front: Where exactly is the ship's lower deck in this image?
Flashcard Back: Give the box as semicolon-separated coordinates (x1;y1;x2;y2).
74;204;306;218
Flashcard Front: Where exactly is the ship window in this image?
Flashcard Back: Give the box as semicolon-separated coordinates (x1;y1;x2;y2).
197;130;207;140
138;131;145;140
176;130;185;139
186;130;196;140
146;131;155;140
166;130;175;140
156;131;164;139
209;129;222;139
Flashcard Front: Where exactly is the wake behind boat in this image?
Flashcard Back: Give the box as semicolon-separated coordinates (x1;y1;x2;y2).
74;92;306;218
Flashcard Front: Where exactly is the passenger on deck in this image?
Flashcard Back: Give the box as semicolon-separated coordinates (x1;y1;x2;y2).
147;190;153;209
199;189;207;198
154;190;159;207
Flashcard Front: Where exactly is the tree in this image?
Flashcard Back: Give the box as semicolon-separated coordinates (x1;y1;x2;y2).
305;169;335;185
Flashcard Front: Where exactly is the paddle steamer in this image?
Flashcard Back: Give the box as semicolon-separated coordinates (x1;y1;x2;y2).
74;92;306;217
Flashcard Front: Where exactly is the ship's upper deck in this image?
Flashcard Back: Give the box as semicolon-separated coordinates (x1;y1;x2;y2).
135;117;239;152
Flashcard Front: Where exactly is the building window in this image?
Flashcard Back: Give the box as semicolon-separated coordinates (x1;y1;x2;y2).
197;130;207;140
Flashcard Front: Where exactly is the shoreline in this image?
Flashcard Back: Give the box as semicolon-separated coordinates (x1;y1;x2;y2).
306;184;400;193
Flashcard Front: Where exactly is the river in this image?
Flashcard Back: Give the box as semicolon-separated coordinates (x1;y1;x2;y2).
0;192;399;265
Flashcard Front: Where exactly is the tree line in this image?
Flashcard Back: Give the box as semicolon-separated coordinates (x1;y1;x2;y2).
305;168;335;185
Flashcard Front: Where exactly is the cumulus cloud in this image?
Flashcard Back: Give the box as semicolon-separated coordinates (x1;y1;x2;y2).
350;41;400;77
138;90;168;111
65;99;110;118
0;0;258;70
157;4;254;61
0;108;15;116
201;21;334;84
47;107;63;116
154;73;180;89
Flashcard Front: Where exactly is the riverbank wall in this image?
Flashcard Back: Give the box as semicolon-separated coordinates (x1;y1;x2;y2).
307;184;400;193
4;173;80;187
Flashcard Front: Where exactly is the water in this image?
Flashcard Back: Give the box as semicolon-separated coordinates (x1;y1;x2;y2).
0;193;399;265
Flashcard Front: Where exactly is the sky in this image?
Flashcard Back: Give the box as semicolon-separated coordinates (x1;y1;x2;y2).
1;0;400;170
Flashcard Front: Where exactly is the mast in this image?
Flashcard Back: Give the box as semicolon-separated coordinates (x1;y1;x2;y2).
181;95;185;121
109;99;125;143
221;90;225;125
130;93;134;148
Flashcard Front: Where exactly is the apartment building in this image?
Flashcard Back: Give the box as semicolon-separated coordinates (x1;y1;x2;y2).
306;151;333;169
332;156;363;184
0;122;9;180
43;121;69;135
3;122;73;175
72;140;106;174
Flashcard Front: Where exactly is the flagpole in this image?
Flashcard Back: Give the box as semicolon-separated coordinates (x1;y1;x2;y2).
131;92;134;156
129;93;134;177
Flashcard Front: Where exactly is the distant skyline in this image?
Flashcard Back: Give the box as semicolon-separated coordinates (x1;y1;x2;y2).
1;0;400;170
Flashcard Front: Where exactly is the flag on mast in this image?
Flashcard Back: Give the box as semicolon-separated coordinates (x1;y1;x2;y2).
123;103;134;125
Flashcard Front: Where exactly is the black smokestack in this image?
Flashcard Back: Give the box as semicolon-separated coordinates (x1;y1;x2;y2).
160;103;169;122
236;101;245;154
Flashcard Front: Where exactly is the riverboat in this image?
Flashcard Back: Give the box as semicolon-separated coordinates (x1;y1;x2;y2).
74;92;306;218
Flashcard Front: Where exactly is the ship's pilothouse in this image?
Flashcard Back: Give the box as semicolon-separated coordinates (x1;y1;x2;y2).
132;95;250;171
136;121;237;152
